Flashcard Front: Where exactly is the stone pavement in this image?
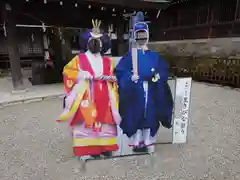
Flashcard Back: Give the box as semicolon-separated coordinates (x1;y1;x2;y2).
0;76;64;108
0;82;240;180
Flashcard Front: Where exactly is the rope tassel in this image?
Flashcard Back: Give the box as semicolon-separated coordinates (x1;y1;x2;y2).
91;75;117;82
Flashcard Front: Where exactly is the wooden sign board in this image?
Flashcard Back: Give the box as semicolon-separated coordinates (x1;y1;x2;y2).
172;77;192;144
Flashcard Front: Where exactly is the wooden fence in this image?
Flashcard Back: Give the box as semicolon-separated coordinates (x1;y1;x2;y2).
162;55;240;88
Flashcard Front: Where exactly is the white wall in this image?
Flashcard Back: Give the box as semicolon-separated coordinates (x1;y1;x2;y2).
148;37;240;57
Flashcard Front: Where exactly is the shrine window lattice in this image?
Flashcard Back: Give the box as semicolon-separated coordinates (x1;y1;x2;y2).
153;0;240;41
0;28;44;70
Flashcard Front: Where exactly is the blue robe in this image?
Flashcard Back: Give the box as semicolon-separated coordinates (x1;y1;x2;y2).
115;50;173;138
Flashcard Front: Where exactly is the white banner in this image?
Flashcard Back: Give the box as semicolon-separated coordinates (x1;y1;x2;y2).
172;77;192;144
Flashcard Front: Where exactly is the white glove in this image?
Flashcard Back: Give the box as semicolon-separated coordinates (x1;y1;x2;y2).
131;74;139;82
77;71;93;80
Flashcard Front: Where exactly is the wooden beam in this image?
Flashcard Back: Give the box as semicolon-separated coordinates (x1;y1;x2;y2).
30;0;169;9
2;2;25;90
83;0;169;9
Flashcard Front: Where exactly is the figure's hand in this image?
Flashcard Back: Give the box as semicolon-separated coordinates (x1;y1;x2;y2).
131;74;139;82
94;75;102;80
77;71;93;80
152;73;160;82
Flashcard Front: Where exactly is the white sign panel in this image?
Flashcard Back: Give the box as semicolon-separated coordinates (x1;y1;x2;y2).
172;77;192;144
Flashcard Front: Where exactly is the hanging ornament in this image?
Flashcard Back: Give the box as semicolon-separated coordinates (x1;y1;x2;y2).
156;9;161;19
108;24;113;37
31;33;34;42
112;8;115;12
75;3;78;7
44;0;47;4
5;4;11;11
88;5;91;9
3;21;7;37
42;23;46;32
60;1;63;6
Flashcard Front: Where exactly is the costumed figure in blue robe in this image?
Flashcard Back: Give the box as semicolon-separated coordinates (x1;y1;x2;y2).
115;12;173;152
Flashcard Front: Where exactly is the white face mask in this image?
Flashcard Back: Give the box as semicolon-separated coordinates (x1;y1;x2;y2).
134;30;149;47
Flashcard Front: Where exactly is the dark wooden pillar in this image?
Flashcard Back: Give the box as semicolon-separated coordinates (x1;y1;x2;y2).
116;16;126;56
61;29;73;64
48;28;64;83
2;2;24;90
234;0;240;20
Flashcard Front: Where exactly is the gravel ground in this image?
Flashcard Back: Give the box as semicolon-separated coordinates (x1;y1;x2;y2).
0;82;240;180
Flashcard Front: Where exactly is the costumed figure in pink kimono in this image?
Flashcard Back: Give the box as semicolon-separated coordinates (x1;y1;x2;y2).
57;19;121;160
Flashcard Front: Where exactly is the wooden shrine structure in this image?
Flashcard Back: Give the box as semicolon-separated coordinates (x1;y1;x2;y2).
155;0;240;40
0;0;168;89
151;0;240;88
2;0;240;90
